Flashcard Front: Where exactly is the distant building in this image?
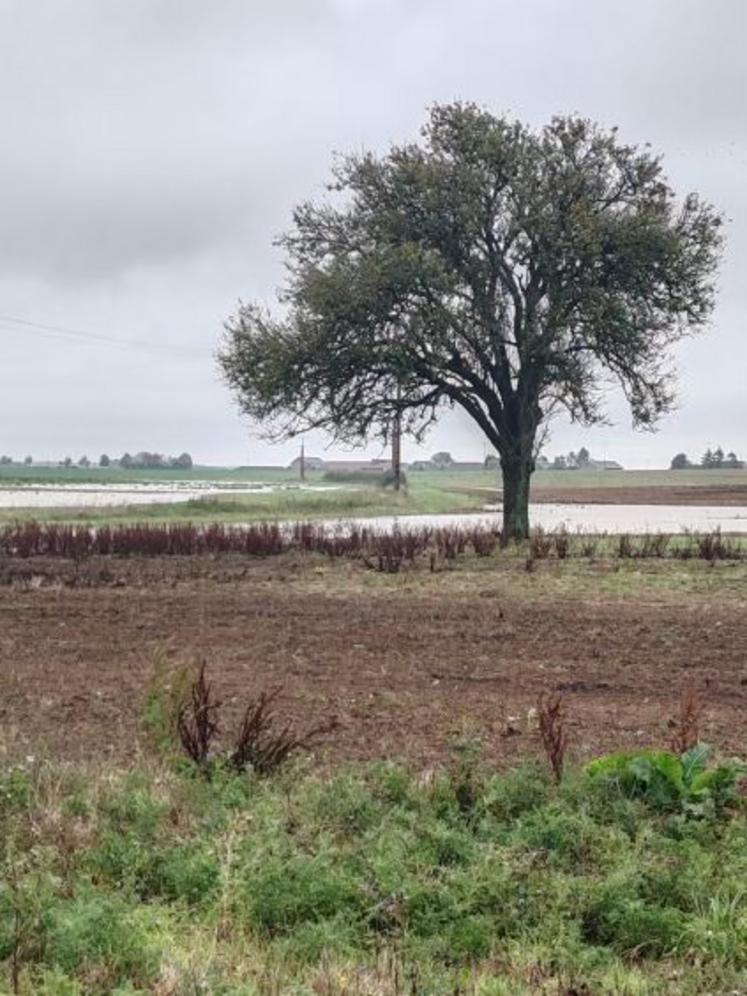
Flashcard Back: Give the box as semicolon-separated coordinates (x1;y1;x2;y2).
288;455;325;471
288;453;491;474
587;459;624;471
322;460;390;474
409;455;485;472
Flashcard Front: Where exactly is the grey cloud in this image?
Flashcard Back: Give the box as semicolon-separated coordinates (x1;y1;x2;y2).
0;0;744;466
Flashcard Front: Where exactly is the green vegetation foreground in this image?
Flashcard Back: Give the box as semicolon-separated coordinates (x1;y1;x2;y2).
2;745;747;995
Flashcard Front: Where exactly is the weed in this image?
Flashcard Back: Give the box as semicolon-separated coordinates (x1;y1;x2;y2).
230;689;338;776
176;662;220;772
529;528;553;560
616;533;634;559
141;651;191;756
670;684;707;755
553;528;571;560
172;664;337;778
585;743;745;816
3;747;747;993
537;693;568;784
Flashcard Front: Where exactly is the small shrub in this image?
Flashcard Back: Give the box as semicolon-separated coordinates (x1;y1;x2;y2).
529;528;553;560
176;661;220;772
469;527;500;557
580;536;599;559
230;689;338;776
173;664;336;777
616;533;634;559
553;528;570;560
639;532;671;558
43;893;162;987
446;730;485;819
582;888;686;957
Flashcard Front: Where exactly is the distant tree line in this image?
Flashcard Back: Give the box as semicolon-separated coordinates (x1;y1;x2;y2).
671;448;744;470
533;447;623;471
0;452;193;469
115;451;193;470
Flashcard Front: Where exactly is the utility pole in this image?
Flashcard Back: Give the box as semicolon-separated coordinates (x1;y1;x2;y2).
299;439;306;483
391;385;402;491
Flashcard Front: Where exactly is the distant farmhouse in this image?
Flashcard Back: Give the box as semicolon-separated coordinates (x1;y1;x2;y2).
409;452;485;471
288;456;392;474
289;451;623;474
288;452;490;474
288;455;326;471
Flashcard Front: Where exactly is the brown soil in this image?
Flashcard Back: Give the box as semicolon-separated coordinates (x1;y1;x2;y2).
1;554;746;770
529;484;747;506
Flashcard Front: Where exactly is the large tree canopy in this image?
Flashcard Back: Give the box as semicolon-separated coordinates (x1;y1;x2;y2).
219;104;723;539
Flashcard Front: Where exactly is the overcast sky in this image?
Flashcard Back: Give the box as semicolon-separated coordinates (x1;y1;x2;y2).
1;0;744;468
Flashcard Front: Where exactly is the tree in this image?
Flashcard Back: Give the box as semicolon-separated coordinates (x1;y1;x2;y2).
120;452;133;469
78;455;90;468
24;455;32;465
552;455;567;470
0;455;11;465
577;446;591;467
219;104;723;541
430;451;454;469
62;456;72;467
172;452;193;469
133;451;165;469
701;448;715;469
670;452;690;470
99;454;111;467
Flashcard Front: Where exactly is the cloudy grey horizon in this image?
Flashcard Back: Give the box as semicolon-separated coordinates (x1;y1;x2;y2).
1;0;744;469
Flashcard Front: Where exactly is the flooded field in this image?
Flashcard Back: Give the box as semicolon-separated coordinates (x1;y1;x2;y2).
0;481;336;508
2;481;747;533
347;503;747;534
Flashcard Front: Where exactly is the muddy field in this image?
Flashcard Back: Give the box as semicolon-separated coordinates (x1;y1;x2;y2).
531;483;747;506
1;553;746;769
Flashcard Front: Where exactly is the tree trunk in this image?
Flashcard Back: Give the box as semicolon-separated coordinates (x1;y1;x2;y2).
500;455;532;544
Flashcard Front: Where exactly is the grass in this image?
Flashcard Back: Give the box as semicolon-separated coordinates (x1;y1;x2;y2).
1;746;746;994
0;477;486;527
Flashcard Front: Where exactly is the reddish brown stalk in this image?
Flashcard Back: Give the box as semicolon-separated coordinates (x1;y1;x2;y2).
537;692;568;784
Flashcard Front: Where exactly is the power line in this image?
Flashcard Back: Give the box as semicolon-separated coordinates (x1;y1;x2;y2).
0;313;213;359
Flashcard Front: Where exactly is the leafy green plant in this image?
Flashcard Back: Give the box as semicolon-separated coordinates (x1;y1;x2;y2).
586;744;745;816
